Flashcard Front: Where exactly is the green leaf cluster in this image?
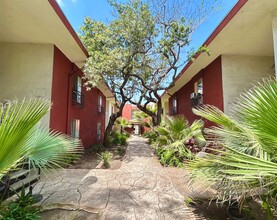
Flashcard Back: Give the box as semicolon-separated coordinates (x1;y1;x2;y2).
189;79;277;216
0;99;82;180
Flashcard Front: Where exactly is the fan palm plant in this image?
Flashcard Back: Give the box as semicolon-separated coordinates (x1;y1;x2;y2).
189;78;277;218
153;116;205;166
134;105;157;129
155;116;206;149
114;118;132;134
0;99;82;179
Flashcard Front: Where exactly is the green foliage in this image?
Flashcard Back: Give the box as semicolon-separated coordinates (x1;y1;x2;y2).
156;147;184;167
116;146;126;156
89;144;103;153
189;79;277;217
0;99;82;179
152;116;205;166
143;130;158;144
110;132;129;146
134;105;157;128
0;186;40;220
114;118;132;134
80;0;220;135
98;151;112;168
184;197;195;206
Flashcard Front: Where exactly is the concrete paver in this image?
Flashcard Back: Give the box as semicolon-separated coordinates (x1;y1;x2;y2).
35;136;201;219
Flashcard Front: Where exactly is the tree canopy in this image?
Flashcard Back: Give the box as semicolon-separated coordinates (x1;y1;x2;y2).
80;0;219;145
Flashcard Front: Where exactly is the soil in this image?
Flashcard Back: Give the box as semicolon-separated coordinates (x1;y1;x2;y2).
189;199;269;220
67;152;99;169
66;145;127;170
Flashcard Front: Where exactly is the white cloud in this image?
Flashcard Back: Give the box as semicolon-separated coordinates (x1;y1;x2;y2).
56;0;65;7
71;0;78;3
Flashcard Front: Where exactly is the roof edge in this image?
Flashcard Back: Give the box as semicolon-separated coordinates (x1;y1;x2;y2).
48;0;89;58
161;0;248;98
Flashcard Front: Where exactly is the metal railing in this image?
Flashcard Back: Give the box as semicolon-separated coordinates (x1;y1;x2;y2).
72;90;84;107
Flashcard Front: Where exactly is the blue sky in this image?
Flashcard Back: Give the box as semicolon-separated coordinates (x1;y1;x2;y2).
57;0;238;52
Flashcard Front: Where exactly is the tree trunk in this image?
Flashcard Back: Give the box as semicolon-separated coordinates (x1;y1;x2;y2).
103;101;126;147
156;98;162;126
103;114;117;147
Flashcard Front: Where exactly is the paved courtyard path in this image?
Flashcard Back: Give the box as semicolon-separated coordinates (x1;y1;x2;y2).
35;136;207;219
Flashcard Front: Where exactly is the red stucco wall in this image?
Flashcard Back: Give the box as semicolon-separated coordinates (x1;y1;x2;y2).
122;104;135;121
169;56;224;126
50;46;106;148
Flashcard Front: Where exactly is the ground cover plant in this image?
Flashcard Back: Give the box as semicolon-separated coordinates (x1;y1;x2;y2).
189;78;277;219
109;131;129;146
98;151;112;168
0;185;40;220
151;116;205;167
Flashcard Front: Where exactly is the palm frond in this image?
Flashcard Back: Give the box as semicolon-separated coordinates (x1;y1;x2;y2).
0;99;50;178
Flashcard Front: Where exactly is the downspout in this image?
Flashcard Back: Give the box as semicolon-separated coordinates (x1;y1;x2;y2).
66;63;78;134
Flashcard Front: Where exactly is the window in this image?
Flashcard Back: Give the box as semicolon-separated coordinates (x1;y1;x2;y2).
194;78;203;94
98;94;103;114
97;122;101;142
171;98;177;115
72;75;84;106
191;78;203;106
131;109;139;120
71;119;80;138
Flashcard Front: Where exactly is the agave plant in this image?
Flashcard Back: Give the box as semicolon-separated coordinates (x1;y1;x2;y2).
189;78;277;218
0;99;82;179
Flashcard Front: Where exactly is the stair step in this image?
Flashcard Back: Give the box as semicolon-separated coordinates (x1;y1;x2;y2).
9;169;29;180
10;171;39;192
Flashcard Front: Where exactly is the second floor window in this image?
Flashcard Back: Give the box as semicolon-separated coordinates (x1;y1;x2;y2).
191;78;203;106
171;98;177;115
98;94;103;113
72;75;84;106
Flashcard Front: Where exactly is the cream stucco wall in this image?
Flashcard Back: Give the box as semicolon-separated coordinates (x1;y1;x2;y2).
162;101;169;122
222;55;275;114
105;99;115;128
0;43;54;126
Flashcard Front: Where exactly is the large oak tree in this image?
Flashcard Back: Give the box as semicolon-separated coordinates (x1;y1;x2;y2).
80;0;219;146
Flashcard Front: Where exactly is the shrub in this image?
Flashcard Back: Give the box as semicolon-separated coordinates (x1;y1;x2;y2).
143;130;158;144
0;186;40;220
116;146;126;156
98;151;112;168
110;132;128;146
89;144;103;153
152;116;205;167
189;79;277;218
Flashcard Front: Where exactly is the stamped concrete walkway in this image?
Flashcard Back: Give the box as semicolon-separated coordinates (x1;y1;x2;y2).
34;136;208;219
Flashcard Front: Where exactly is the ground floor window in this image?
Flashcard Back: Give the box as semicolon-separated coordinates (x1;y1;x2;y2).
71;119;80;138
97;122;101;142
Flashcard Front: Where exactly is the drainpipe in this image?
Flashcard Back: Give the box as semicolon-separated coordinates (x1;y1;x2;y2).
66;63;78;134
